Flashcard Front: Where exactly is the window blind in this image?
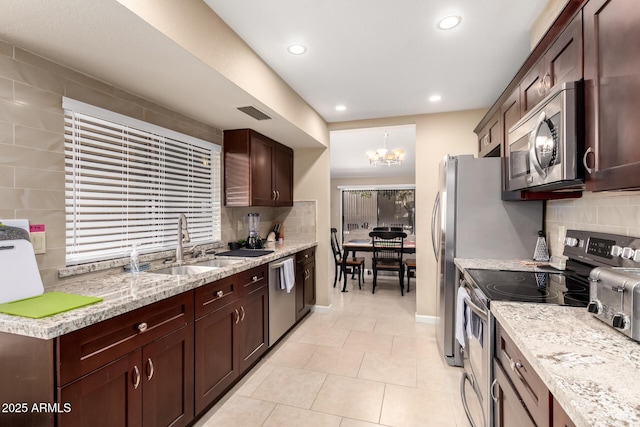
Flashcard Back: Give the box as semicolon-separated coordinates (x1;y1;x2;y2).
64;98;221;265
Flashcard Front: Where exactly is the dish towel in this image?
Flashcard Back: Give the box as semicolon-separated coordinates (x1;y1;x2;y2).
455;286;472;348
279;258;295;293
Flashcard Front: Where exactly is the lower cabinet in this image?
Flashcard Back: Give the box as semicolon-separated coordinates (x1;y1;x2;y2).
295;247;316;321
58;324;194;427
493;360;536;427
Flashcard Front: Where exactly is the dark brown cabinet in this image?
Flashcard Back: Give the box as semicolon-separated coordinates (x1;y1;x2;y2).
521;12;583;115
553;397;577;427
57;292;195;427
295;247;315;321
477;110;502;157
493;360;536;427
194;265;268;415
583;0;640;191
223;128;293;207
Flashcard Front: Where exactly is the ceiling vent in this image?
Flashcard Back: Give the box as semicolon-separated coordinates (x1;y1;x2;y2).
237;105;272;121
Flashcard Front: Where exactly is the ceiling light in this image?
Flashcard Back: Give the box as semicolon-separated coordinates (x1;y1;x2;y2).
335;105;347;111
366;131;405;167
287;44;307;55
429;94;442;102
437;15;462;30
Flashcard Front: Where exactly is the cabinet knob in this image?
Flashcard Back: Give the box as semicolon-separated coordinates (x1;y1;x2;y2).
252;275;259;282
216;290;224;298
137;322;148;333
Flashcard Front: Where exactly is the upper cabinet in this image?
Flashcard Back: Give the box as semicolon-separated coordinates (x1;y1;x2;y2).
223;129;294;207
521;12;583;115
583;0;640;191
477;110;502;158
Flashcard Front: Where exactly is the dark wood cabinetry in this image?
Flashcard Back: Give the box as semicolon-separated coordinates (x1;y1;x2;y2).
552;397;577;427
57;294;195;427
194;264;269;415
583;0;640;191
223;128;293;207
295;247;315;321
477;111;502;158
493;360;536;427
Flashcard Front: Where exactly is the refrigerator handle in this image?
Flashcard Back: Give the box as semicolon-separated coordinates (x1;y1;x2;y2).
431;192;440;260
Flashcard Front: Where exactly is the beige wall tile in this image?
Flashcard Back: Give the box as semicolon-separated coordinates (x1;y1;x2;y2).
15;209;65;227
0;98;63;133
0;76;12;101
15;168;64;191
0;143;65;171
0;188;64;210
15;48;113;95
0;165;14;187
15;82;62;112
0;122;13;145
14;125;64;152
0;39;12;57
64;80;144;120
34;247;65;270
0;55;64;94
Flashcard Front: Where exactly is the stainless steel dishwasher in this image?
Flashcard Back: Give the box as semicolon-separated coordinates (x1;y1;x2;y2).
268;256;296;347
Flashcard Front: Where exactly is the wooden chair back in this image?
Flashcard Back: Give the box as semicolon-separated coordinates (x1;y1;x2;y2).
369;230;407;268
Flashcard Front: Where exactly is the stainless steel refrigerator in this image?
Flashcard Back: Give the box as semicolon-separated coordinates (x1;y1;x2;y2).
432;155;543;367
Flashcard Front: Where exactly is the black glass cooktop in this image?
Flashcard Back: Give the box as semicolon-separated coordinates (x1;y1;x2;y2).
464;269;590;308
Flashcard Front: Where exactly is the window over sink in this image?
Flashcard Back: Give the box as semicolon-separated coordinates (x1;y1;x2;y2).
63;98;221;265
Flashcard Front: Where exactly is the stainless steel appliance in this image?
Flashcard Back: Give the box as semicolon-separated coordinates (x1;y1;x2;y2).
506;81;583;191
588;233;640;341
459;229;636;427
432;155;543;368
245;212;264;249
268;256;296;347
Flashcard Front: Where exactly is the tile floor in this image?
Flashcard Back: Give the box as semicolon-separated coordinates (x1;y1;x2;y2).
194;273;471;427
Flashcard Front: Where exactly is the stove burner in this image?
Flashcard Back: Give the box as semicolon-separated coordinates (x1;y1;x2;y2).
485;282;557;301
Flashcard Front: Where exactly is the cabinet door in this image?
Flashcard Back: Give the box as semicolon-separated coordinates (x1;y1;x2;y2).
553;397;576;427
295;261;307;321
194;302;240;415
584;0;640;190
142;325;194;427
250;133;275;206
520;59;546;115
304;260;316;307
58;350;143;427
493;361;536;427
477;111;502;158
274;143;293;206
238;286;269;373
546;11;583;89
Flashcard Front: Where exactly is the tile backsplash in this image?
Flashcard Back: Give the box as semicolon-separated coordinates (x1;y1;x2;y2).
546;191;640;258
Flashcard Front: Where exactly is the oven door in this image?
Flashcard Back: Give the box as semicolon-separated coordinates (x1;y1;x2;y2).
460;281;489;427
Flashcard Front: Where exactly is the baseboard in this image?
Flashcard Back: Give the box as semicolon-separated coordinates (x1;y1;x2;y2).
311;304;332;314
415;313;437;324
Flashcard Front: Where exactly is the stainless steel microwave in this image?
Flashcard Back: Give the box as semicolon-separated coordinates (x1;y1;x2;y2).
506;81;583;191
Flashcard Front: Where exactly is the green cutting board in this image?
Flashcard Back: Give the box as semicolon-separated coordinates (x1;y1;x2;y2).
0;292;103;319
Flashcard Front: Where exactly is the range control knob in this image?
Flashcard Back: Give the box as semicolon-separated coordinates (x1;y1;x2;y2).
587;301;602;314
633;249;640;263
612;314;630;330
611;245;623;257
564;237;579;247
621;247;635;260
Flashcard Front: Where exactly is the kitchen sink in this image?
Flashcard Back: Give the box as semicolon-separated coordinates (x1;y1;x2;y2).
195;258;243;268
153;265;219;276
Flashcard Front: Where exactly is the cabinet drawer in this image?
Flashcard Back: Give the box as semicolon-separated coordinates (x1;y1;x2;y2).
296;247;315;265
58;292;194;386
496;323;550;427
238;264;268;296
195;275;240;319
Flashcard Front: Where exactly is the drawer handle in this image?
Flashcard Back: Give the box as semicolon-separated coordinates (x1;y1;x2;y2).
137;322;148;333
133;365;141;389
216;290;224;298
234;309;240;324
146;358;154;381
240;305;245;322
490;379;499;403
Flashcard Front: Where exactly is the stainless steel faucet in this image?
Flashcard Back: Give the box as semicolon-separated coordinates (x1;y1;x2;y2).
176;213;191;265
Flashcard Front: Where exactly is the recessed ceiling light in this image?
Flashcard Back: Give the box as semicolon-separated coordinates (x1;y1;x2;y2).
429;94;442;102
288;44;307;55
335;105;347;111
437;15;462;30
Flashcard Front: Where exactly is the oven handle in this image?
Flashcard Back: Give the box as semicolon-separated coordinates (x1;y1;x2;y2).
460;371;480;427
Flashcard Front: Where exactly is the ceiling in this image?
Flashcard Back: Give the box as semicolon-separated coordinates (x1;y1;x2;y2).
0;0;550;177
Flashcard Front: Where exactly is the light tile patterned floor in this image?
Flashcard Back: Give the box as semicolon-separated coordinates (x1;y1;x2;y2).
194;274;471;427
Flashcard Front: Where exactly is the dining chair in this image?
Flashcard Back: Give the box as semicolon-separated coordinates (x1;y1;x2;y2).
404;258;416;292
330;228;365;289
369;230;407;295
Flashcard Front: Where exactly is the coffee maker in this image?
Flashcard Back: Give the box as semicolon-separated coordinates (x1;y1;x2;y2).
245;213;264;249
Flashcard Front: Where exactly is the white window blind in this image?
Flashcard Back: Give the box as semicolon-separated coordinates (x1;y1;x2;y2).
63;97;221;265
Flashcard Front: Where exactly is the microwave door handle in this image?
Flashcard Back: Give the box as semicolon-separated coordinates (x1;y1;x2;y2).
529;111;548;178
431;192;440;260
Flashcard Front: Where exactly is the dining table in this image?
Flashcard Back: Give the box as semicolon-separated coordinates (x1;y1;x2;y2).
340;239;416;292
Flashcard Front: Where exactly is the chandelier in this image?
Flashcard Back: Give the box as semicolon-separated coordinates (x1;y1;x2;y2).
366;131;405;166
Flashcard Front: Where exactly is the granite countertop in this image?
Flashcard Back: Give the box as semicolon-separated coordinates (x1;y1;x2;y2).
0;241;316;340
454;258;560;272
492;302;640;427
